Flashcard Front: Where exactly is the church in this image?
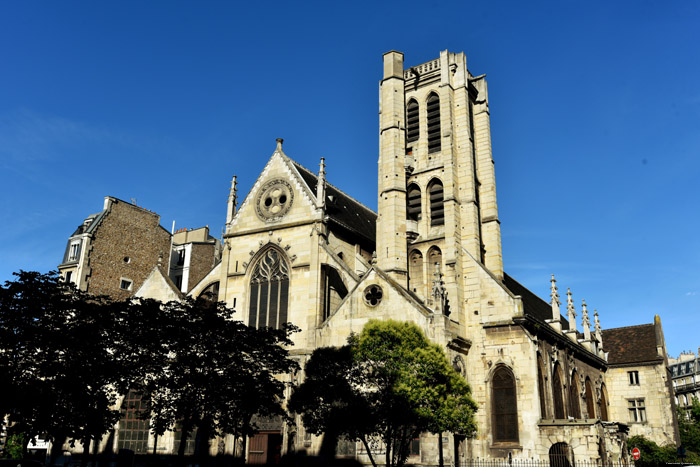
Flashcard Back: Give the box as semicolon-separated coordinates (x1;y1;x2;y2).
58;49;678;465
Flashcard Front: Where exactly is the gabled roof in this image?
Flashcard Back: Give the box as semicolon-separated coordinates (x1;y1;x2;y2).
503;273;571;330
602;323;662;365
292;161;377;246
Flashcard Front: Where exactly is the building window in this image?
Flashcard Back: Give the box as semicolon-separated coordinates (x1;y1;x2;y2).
248;248;289;329
628;370;640;385
426;93;441;153
492;366;519;443
175;275;183;290
585;378;596;419
537;354;547;419
599;384;609;421
68;241;81;261
406;99;419;143
569;371;581;419
117;390;149;453
628;399;646;422
120;279;133;291
406;183;422;221
552;363;566;419
363;285;383;307
176;249;186;266
428;179;444;226
65;271;73;284
408;250;424;298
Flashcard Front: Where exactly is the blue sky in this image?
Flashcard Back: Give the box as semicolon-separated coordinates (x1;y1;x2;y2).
1;1;698;357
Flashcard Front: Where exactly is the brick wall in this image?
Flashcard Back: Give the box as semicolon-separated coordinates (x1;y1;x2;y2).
87;199;171;300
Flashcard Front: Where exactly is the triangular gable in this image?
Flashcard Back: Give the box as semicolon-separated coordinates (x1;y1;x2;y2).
134;266;183;302
227;144;321;233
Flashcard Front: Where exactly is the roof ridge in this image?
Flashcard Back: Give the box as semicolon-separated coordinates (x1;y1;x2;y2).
291;160;377;216
602;323;654;332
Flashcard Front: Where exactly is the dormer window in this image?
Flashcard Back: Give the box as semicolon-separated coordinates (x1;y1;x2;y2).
68;241;81;261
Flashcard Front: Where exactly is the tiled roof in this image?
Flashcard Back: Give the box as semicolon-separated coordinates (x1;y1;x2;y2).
503;273;570;330
602;324;661;365
292;161;377;245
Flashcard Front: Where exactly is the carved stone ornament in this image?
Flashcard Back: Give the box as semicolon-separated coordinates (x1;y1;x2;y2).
255;179;294;222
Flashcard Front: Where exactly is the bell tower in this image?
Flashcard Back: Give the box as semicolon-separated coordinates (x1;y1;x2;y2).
377;49;504;314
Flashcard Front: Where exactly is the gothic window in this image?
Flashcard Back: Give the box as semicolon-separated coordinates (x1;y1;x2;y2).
427;247;443;302
569;371;581;419
585;378;595;419
537;354;547;419
428;179;444;226
117;390;149;453
249;248;290;329
427;93;441;153
492;366;519;443
407;183;422;221
552;363;566;419
408;250;424;298
599;383;609;421
406;99;419;143
320;265;348;322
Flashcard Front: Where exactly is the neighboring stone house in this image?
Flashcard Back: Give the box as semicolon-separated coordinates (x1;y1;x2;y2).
602;317;679;446
58;50;679;465
58;197;172;300
669;350;700;410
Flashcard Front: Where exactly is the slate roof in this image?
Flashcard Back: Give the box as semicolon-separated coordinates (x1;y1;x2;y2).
292;161;377;246
602;323;662;365
503;273;571;330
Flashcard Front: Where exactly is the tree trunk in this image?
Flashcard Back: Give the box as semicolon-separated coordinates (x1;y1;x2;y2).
152;434;158;455
81;438;90;467
438;431;444;467
49;434;67;466
177;422;190;461
385;431;391;467
360;437;378;467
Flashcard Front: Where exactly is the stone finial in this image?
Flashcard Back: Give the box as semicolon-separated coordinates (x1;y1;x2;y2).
567;288;577;332
276;138;284;152
550;274;561;320
582;299;591;340
316;157;326;209
226;175;238;226
594;308;603;350
371;251;377;265
431;262;448;315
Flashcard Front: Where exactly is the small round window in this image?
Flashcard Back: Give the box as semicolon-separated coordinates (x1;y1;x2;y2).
363;285;383;307
255;179;294;222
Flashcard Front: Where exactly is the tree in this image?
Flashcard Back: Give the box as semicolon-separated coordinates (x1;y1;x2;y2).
0;271;129;461
132;297;299;461
289;320;477;467
679;397;700;457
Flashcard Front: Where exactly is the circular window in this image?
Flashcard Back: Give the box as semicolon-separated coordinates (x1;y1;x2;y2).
363;284;383;307
123;257;131;263
255;179;294;222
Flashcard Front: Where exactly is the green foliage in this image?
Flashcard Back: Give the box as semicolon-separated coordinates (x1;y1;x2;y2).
679;397;700;458
627;435;700;466
289;319;477;467
3;433;25;459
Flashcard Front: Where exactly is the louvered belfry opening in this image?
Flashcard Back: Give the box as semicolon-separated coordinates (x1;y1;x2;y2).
428;180;444;226
406;99;419;143
406;184;421;221
426;93;441;153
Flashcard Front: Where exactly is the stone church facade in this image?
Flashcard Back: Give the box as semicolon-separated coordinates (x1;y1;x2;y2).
58;49;678;465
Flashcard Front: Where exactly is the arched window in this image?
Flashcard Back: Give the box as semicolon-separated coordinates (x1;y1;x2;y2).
249;248;290;329
492;366;518;443
408;250;424;299
585;378;595;419
406;99;419;143
552;363;566;419
427;93;441;153
569;371;581;419
599;383;609;421
198;281;220;303
407;183;422;221
427;247;442;292
537;354;547;419
428;179;444;226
